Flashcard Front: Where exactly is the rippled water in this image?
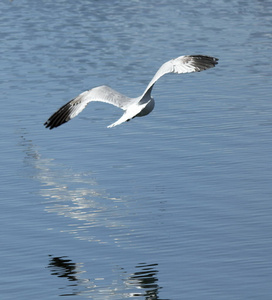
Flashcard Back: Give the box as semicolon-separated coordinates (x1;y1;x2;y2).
1;0;272;299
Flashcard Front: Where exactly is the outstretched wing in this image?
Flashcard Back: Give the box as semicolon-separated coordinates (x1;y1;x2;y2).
44;85;131;129
142;55;218;97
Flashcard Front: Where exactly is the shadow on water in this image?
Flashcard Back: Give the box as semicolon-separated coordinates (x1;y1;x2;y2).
48;256;167;299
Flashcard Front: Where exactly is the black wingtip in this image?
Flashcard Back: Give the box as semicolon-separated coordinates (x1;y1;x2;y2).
212;56;219;65
196;55;218;63
44;118;68;130
188;55;219;72
44;119;55;130
44;96;78;130
44;122;53;130
44;121;50;129
44;118;60;130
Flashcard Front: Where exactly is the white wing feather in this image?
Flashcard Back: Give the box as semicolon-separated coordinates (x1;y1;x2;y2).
44;85;132;129
142;55;218;97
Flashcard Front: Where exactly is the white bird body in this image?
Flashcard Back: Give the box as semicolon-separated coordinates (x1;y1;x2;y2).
44;55;218;129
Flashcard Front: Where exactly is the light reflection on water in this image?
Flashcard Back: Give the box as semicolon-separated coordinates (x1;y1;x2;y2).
21;129;166;254
23;136;128;246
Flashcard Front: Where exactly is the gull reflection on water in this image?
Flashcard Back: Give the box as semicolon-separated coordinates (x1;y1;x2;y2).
47;255;88;297
48;256;167;299
126;263;163;299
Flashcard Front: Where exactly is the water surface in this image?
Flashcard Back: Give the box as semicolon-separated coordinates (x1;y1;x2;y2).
1;0;272;299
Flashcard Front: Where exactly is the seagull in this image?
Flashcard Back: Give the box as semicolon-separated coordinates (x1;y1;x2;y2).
44;55;218;129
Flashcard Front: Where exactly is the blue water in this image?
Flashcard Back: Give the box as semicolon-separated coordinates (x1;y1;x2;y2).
1;0;272;299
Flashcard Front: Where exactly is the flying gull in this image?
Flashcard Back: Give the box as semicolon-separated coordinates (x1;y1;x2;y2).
44;55;218;129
